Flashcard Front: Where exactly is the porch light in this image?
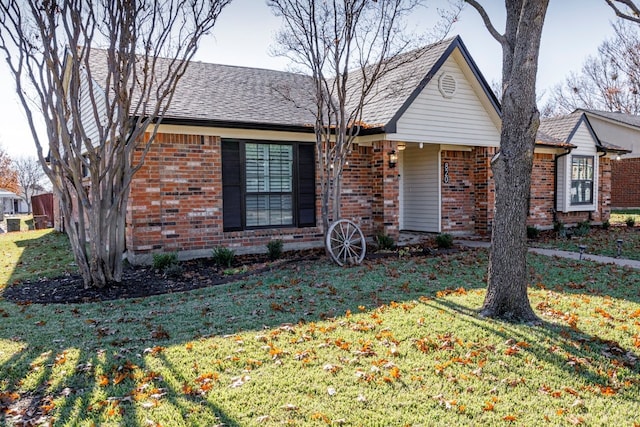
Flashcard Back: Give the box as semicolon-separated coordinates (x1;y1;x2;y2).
397;142;406;151
615;155;622;161
388;150;398;168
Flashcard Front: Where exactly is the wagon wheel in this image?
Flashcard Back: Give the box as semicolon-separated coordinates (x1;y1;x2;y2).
325;219;366;266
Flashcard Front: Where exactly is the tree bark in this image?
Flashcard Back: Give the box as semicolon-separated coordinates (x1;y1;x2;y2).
467;0;549;322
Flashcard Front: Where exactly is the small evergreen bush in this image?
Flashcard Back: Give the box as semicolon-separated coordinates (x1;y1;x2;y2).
625;216;636;227
212;246;235;267
601;220;610;230
574;220;591;237
267;239;284;260
435;233;453;249
152;252;178;271
526;225;540;239
376;233;395;250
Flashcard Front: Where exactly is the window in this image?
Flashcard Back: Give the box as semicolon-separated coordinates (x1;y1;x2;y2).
222;139;315;231
570;155;594;205
245;143;293;227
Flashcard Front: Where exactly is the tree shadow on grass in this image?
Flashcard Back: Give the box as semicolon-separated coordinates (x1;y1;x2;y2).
432;297;640;403
1;248;639;424
2;230;75;288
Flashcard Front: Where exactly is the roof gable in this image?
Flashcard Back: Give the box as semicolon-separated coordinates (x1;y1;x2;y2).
351;36;501;133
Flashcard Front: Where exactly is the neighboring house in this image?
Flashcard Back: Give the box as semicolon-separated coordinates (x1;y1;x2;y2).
536;112;629;227
576;110;640;209
63;36;624;263
0;189;22;215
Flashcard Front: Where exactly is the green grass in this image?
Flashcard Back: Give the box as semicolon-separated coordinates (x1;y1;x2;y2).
531;226;640;260
0;229;76;287
0;233;640;425
611;209;640;226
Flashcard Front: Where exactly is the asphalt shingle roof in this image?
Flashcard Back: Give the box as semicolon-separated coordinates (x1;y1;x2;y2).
538;111;583;142
86;37;465;130
347;37;456;127
578;109;640;129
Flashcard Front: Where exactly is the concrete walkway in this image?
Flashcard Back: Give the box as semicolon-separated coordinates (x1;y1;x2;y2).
457;240;640;270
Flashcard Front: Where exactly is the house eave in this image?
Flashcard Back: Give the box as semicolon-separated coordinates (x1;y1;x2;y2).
155;117;387;137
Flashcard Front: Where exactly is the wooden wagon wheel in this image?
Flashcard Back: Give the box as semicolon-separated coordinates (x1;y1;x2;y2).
325;219;366;266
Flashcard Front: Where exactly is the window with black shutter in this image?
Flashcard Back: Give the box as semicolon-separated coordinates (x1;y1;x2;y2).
222;139;315;231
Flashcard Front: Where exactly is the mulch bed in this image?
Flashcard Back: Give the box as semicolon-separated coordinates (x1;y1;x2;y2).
3;248;325;305
3;240;455;305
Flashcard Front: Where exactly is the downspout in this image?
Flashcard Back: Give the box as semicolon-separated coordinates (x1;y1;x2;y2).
553;148;572;223
596;150;607;222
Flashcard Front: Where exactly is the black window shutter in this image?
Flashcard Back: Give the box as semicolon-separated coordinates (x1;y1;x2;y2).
222;140;242;231
297;143;316;227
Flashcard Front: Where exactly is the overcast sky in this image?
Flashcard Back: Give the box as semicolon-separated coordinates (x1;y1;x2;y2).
0;0;622;159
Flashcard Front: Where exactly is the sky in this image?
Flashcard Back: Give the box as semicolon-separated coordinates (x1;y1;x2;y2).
0;0;623;160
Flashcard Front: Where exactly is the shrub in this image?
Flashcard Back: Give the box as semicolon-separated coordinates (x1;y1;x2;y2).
212;246;235;268
152;252;178;271
526;225;540;239
553;220;566;238
435;233;453;249
267;239;284;261
625;216;636;227
376;233;395;250
601;220;610;230
573;220;591;237
164;263;183;278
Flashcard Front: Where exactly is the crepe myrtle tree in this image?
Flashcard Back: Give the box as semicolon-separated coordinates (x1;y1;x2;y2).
0;0;230;289
268;0;461;233
465;0;549;323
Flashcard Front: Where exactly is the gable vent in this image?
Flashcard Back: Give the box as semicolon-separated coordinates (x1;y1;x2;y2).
438;73;457;98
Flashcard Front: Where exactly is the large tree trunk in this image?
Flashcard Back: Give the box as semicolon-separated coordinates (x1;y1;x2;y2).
473;0;549;323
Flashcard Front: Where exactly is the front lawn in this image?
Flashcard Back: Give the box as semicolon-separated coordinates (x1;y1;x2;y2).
0;233;639;425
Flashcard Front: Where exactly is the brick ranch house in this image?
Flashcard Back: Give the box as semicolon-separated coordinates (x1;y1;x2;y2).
60;36;629;263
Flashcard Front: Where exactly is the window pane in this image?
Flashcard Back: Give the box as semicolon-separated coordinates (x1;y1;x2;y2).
245;143;293;227
570;156;594;205
245;194;293;227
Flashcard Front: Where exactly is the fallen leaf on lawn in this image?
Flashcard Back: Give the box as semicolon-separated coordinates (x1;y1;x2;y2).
327;386;336;396
230;375;250;388
282;403;298;411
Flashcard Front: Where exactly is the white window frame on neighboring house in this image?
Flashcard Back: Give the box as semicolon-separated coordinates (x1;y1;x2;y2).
570;155;594;206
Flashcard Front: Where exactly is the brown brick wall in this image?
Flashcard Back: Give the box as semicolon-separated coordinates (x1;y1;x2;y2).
528;152;555;228
126;133;402;261
611;158;640;208
441;150;475;234
474;147;495;235
370;141;400;239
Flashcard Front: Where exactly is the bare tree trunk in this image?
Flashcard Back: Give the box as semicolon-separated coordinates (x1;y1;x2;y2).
467;0;549;322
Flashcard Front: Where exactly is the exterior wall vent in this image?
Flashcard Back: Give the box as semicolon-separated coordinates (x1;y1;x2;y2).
438;73;457;98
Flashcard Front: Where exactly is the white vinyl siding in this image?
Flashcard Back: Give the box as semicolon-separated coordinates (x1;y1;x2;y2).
401;144;440;232
391;53;500;147
76;69;108;149
557;121;598;212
